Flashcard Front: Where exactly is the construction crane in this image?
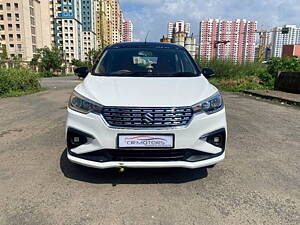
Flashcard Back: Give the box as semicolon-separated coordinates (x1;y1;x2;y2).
255;28;289;62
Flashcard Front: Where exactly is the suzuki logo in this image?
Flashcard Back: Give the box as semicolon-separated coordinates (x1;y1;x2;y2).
143;113;154;124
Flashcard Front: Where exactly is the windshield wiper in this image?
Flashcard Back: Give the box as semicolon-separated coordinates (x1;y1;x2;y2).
169;72;199;77
105;71;160;76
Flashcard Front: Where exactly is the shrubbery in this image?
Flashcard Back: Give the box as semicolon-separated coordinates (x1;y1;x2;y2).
266;57;300;76
195;57;300;92
30;46;64;77
0;68;41;97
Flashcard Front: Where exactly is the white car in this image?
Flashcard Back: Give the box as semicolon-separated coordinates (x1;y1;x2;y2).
66;42;227;169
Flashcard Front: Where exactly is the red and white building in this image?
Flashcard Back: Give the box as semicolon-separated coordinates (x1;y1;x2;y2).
199;19;257;62
122;20;133;42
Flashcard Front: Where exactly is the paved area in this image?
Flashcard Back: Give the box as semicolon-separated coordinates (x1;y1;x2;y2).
0;77;299;225
244;90;300;106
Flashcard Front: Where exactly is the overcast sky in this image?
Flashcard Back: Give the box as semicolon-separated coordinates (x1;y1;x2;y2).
120;0;300;42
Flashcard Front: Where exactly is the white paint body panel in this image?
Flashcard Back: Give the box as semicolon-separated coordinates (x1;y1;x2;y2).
66;73;227;169
75;74;218;107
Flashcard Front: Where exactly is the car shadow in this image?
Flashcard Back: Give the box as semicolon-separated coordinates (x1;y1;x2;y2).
60;149;208;184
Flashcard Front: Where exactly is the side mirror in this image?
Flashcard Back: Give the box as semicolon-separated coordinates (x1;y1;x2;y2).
74;66;89;78
202;67;215;79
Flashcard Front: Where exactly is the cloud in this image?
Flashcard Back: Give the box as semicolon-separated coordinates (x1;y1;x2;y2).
122;0;163;6
120;0;300;42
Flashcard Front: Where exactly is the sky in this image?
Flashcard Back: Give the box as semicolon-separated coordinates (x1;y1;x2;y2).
120;0;300;42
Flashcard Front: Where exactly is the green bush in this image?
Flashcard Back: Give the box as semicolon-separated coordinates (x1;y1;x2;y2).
196;57;273;91
0;68;41;97
30;46;64;77
266;57;300;76
196;57;268;79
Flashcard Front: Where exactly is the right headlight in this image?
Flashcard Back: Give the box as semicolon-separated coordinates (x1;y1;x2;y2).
68;91;103;114
192;92;224;115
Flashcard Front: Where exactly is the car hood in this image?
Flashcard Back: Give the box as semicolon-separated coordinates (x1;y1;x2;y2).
75;74;218;107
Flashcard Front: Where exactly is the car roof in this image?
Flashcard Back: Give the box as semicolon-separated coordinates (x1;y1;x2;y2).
107;42;186;50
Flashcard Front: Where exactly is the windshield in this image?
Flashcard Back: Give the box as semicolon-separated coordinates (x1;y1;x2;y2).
93;48;199;77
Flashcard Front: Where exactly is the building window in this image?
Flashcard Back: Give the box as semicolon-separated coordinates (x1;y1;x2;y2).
32;36;36;44
7;13;12;21
8;24;13;31
16;24;20;31
0;5;3;10
9;34;13;41
14;3;19;10
17;34;21;41
6;3;11;10
0;15;3;20
15;13;20;21
30;17;35;25
1;35;5;40
17;44;22;51
30;8;34;16
31;27;35;35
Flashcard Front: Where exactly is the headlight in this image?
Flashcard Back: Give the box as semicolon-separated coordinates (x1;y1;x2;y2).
192;92;224;114
68;91;103;114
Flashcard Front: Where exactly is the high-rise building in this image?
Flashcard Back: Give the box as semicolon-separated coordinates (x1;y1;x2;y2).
123;19;133;42
270;25;300;57
168;20;190;39
111;0;122;44
199;19;257;62
95;0;109;49
51;0;83;63
0;0;130;62
81;0;96;61
95;0;130;48
0;0;52;61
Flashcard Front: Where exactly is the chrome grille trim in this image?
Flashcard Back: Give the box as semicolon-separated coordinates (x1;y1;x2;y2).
102;107;193;128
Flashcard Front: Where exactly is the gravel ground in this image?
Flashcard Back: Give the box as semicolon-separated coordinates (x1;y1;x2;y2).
0;77;299;225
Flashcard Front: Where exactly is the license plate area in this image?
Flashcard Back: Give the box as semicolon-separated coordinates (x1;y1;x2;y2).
117;134;174;149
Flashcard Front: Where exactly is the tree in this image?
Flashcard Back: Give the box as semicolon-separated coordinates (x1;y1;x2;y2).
30;46;64;76
0;45;8;68
85;49;102;66
0;45;8;60
71;49;102;69
71;59;90;68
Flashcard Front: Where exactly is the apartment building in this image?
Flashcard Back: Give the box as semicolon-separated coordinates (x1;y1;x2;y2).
199;19;257;62
111;0;121;43
270;25;300;57
95;0;107;49
81;0;96;61
168;20;190;39
51;0;83;63
0;0;52;61
0;0;131;62
123;19;133;42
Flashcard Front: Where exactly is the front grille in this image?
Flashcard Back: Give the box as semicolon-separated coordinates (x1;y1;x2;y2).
102;107;193;128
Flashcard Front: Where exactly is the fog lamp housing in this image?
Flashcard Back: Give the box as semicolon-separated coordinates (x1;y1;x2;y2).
67;128;93;149
201;128;226;149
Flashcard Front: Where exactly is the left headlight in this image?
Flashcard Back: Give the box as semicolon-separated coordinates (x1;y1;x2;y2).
192;92;224;115
68;91;103;114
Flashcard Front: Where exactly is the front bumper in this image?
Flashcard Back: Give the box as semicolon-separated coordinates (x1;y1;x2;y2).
65;107;227;169
67;150;225;169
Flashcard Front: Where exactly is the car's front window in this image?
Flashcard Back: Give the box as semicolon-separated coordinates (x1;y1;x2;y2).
93;48;199;77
